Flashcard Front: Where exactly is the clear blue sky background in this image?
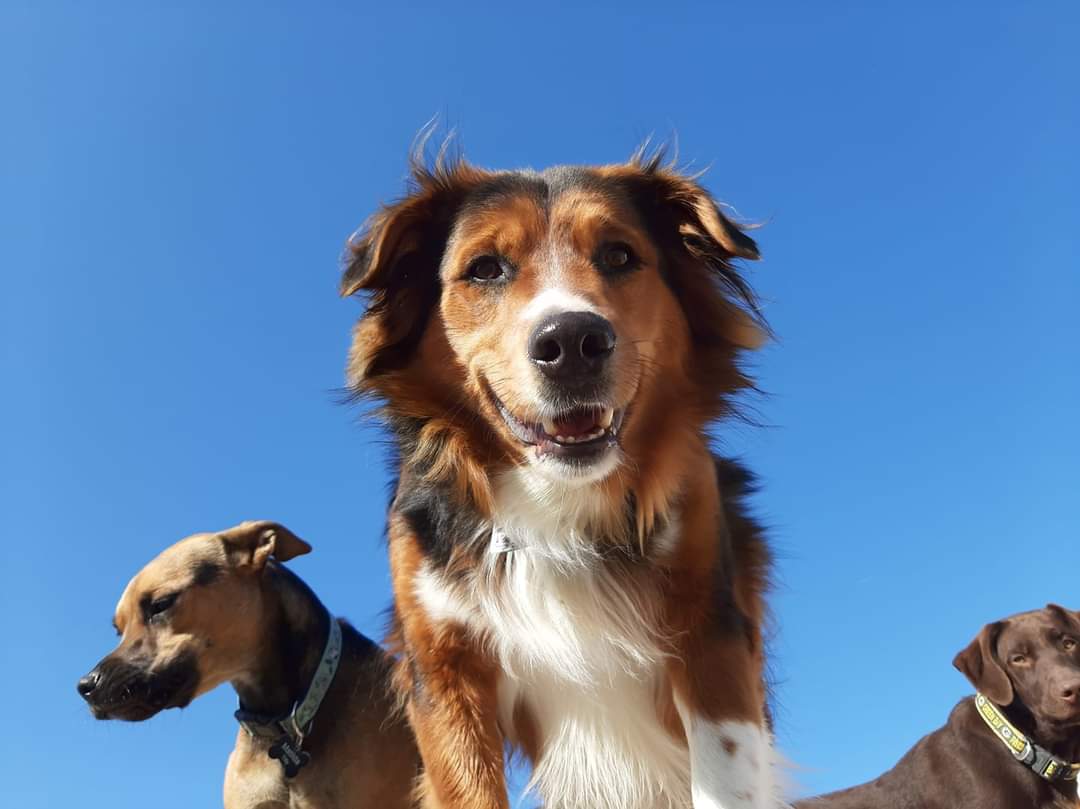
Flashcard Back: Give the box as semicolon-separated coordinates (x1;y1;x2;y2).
3;2;1077;807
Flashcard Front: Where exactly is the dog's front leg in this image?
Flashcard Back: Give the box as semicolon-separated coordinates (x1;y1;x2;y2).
390;528;508;809
671;633;779;809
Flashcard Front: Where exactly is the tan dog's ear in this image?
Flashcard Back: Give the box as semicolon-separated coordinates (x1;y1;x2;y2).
220;521;312;572
953;621;1014;705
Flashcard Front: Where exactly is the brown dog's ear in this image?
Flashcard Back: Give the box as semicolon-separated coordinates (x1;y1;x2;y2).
1046;603;1080;632
340;156;491;382
953;621;1014;705
220;521;312;572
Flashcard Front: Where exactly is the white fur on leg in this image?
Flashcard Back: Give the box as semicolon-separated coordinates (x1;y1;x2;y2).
675;697;780;809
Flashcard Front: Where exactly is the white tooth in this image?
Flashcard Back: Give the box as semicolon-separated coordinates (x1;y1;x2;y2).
599;408;614;429
543;418;558;436
556;435;569;443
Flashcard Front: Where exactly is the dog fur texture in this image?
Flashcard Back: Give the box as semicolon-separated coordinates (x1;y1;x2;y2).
341;146;780;809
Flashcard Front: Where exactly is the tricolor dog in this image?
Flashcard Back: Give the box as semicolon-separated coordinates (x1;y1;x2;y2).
341;147;781;809
77;521;420;809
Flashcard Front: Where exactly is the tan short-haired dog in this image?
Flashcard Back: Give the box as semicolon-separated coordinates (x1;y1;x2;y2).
78;521;419;809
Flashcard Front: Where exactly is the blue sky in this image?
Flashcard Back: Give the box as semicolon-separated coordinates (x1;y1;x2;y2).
2;2;1077;806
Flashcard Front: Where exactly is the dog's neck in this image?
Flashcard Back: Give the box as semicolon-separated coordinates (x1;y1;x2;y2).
1002;700;1080;765
232;562;331;721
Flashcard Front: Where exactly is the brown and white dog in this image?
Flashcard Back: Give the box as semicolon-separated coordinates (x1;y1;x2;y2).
341;147;780;809
77;521;420;809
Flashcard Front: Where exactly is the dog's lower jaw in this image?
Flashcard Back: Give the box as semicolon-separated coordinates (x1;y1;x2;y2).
525;442;623;485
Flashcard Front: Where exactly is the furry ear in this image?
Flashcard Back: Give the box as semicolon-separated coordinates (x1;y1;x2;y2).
619;160;768;352
340;158;488;381
953;621;1015;705
1046;603;1080;632
220;521;312;572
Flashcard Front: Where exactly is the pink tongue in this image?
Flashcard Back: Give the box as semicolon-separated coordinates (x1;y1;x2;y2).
552;410;599;437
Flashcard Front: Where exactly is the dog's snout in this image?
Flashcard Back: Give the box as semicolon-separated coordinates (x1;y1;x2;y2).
528;311;615;381
77;670;101;700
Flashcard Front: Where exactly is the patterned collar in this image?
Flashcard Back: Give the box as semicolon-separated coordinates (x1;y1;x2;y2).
234;617;343;778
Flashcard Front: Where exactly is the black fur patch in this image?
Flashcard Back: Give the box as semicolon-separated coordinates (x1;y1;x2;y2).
192;560;220;587
394;474;488;572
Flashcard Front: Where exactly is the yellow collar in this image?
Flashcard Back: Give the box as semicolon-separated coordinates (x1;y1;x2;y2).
974;694;1080;783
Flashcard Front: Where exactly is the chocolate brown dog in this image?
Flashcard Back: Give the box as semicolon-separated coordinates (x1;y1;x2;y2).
797;604;1080;808
77;521;419;809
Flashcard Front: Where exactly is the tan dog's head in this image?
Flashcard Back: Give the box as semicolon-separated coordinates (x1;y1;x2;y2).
342;150;765;507
78;521;311;721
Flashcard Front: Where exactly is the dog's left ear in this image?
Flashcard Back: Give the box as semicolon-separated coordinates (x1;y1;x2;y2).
621;159;767;351
953;621;1015;705
220;521;312;572
1046;603;1080;632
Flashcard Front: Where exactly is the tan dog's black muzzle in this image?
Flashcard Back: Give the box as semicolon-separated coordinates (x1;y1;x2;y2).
78;651;199;721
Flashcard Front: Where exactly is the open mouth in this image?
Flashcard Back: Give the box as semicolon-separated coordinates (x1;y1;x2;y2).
486;385;626;462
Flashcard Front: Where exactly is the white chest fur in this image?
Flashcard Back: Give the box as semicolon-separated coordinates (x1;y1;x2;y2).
414;470;693;809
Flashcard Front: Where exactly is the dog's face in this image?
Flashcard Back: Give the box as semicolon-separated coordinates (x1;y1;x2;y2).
955;605;1080;726
342;157;764;491
77;521;310;721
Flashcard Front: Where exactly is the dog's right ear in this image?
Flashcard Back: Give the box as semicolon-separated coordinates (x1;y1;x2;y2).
953;621;1014;705
340;157;488;382
220;521;312;572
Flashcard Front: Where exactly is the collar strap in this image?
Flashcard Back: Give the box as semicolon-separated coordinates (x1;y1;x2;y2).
235;617;343;778
974;694;1080;783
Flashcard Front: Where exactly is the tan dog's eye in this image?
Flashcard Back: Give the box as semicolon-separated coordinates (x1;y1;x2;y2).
597;242;635;274
147;592;178;623
466;256;506;283
1065;638;1077;651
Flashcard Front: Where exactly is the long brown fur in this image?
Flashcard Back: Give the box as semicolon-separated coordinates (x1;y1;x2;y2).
342;143;775;809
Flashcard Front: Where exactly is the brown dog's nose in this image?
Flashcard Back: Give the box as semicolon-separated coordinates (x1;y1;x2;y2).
1062;682;1080;705
77;670;100;700
529;312;615;382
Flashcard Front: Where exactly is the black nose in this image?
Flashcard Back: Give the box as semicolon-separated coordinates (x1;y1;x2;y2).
77;670;101;700
528;311;616;381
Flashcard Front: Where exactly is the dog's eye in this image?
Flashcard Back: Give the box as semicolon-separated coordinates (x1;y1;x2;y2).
1011;654;1028;665
597;242;636;274
1065;638;1077;651
466;257;506;283
148;593;178;621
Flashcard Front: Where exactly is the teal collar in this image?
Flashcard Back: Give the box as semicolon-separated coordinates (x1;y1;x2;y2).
235;617;343;778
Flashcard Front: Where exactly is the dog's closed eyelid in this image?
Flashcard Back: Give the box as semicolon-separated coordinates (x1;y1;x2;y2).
143;592;179;620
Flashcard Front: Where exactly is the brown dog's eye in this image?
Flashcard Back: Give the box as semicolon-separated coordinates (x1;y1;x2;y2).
1011;654;1027;665
598;243;635;273
1065;638;1077;651
466;257;506;283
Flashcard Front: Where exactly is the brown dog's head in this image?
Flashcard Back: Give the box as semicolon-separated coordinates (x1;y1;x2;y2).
954;604;1080;726
342;149;764;513
77;521;311;721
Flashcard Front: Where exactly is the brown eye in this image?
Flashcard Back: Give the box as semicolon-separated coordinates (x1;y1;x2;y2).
467;257;506;282
599;243;635;273
1065;638;1077;651
1011;654;1027;665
